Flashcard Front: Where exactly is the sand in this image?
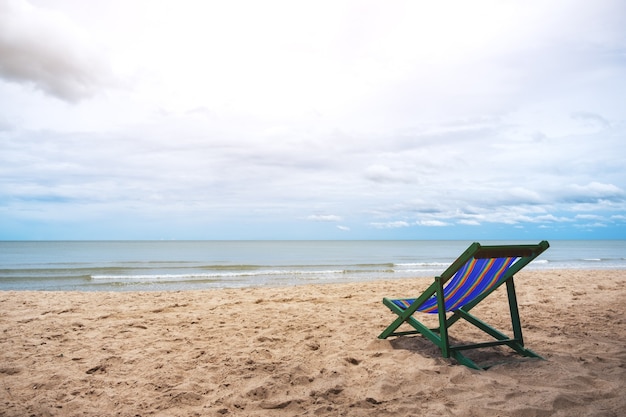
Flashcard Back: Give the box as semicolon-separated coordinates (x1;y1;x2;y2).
1;269;624;417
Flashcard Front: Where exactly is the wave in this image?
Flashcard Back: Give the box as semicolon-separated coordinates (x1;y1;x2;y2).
91;269;347;281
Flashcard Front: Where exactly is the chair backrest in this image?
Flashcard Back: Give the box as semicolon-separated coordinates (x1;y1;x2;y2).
417;256;517;313
417;241;549;314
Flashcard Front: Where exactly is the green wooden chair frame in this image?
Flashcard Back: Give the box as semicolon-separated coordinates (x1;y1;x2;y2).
379;241;549;370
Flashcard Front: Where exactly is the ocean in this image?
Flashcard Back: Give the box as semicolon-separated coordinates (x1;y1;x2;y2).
0;240;624;291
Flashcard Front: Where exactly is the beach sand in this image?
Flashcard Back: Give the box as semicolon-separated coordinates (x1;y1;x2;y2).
1;270;624;416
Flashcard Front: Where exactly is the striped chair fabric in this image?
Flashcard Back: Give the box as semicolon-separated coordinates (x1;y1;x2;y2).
392;257;517;314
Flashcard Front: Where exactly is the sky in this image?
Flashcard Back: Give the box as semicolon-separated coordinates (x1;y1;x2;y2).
0;0;625;240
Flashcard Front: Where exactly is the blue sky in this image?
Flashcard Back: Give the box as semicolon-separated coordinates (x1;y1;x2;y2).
0;0;625;240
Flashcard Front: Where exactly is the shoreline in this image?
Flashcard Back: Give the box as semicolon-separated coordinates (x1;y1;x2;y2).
3;240;626;292
3;266;626;293
1;269;625;416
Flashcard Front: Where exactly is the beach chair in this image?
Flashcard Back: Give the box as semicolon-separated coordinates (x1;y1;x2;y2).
379;241;549;369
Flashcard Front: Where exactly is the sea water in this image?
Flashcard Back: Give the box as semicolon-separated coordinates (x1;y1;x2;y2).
0;240;624;291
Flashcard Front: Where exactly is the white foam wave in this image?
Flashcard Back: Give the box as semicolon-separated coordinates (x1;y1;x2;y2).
91;269;345;281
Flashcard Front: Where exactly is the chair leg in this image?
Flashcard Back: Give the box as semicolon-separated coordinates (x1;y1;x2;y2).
378;314;408;339
450;351;483;370
505;279;544;359
435;277;450;358
506;278;523;344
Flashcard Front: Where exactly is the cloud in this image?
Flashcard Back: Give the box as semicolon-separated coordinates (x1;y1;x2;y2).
0;0;114;101
417;220;450;227
458;220;481;226
574;222;608;229
564;182;624;203
364;164;409;183
370;221;410;229
571;112;611;129
576;214;604;221
0;116;13;132
307;215;343;222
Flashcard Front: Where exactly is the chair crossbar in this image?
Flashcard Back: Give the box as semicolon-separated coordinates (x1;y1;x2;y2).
451;339;521;351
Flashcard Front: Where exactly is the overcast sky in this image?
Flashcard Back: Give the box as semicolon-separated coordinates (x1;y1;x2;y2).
1;0;625;240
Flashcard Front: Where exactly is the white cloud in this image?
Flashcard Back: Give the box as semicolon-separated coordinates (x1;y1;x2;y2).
307;215;343;222
417;220;450;227
575;214;604;221
370;221;410;229
566;182;624;202
458;220;481;226
574;222;608;229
